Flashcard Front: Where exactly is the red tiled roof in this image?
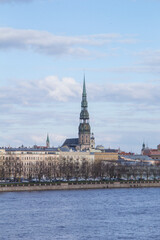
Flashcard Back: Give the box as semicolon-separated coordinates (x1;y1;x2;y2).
150;150;160;155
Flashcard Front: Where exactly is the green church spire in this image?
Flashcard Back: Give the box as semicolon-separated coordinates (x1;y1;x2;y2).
81;75;88;110
78;76;91;149
83;75;87;96
46;133;50;148
47;134;49;142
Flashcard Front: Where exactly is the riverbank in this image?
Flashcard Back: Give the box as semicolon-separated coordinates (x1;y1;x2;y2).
0;180;160;192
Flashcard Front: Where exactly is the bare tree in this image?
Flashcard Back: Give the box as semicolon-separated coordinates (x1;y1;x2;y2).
13;158;23;181
34;161;46;181
73;159;80;180
0;164;5;180
80;158;91;179
4;157;12;180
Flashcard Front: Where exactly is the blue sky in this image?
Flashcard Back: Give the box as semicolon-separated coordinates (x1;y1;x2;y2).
1;0;160;152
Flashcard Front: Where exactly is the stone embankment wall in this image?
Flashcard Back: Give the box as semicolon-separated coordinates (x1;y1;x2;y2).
0;181;160;192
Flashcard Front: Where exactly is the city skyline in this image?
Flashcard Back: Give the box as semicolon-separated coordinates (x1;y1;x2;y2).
1;0;160;152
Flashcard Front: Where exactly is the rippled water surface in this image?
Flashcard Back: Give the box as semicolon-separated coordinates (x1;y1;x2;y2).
0;188;160;240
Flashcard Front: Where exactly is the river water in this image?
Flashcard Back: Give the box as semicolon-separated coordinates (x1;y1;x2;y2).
0;188;160;240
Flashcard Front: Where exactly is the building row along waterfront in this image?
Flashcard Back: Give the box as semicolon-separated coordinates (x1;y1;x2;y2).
0;145;159;180
0;146;119;179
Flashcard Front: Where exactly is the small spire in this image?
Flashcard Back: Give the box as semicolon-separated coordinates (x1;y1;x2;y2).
142;141;145;149
47;133;49;142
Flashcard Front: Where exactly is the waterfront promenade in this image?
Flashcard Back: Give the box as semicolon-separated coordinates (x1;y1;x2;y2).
1;180;160;192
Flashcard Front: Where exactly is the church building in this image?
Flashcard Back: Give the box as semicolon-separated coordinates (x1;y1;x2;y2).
62;77;95;151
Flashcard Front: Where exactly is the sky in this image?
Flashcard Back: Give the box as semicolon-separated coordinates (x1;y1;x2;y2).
1;0;160;153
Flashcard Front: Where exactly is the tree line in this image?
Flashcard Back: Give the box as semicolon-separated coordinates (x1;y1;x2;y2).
0;156;160;181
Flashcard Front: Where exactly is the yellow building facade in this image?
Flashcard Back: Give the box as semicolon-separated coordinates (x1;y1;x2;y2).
94;152;118;162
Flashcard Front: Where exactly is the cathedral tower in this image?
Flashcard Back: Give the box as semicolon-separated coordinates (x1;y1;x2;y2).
78;77;91;150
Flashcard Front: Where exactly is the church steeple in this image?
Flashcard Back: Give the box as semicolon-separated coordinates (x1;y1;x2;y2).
46;133;50;148
81;76;88;110
83;76;87;97
78;76;91;150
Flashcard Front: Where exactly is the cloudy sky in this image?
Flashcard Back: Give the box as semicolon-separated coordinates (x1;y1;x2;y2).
1;0;160;152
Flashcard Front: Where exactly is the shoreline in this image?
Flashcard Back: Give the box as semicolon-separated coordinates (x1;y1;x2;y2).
0;181;160;192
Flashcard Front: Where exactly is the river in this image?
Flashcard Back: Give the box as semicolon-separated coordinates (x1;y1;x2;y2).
0;188;160;240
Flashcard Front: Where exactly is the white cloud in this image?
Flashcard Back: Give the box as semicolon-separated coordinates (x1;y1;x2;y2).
1;75;160;108
134;49;160;66
89;81;160;104
39;76;81;102
0;76;81;107
87;50;160;74
0;28;138;57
